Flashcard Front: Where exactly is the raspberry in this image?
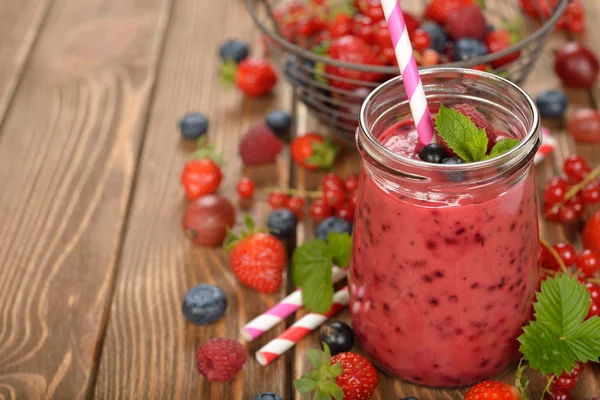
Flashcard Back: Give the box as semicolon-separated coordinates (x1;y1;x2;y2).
437;104;498;156
196;338;247;382
239;123;284;165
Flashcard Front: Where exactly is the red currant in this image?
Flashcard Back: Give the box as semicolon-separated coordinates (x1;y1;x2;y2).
541;245;559;271
324;187;346;209
353;15;375;44
335;202;355;222
549;388;571;400
329;13;353;38
566;193;584;218
321;172;343;192
268;191;289;209
581;180;600;204
236;177;255;199
559;204;577;224
585;282;600;301
543;201;561;223
552;373;577;391
586;299;600;319
553;242;577;268
543;185;567;205
576;249;600;277
375;20;392;49
344;173;359;192
365;3;385;22
548;176;569;190
569;362;585;378
288;196;305;219
309;198;332;221
563;154;591;183
411;29;431;52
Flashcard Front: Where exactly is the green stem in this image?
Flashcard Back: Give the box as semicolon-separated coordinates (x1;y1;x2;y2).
540;237;568;274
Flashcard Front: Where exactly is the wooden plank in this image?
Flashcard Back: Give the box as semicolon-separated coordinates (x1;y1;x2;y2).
0;0;53;124
92;0;295;398
0;0;170;398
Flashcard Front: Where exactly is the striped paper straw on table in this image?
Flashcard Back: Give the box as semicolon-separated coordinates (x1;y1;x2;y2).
381;0;435;145
241;266;347;341
255;286;350;366
534;127;557;165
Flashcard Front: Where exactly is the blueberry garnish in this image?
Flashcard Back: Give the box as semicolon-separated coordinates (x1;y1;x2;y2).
453;38;488;61
267;209;297;239
265;110;293;137
442;157;465;164
182;284;227;325
418;143;447;163
253;393;283;400
316;217;352;242
319;321;355;355
218;39;250;64
179;112;209;140
420;23;447;54
535;89;568;119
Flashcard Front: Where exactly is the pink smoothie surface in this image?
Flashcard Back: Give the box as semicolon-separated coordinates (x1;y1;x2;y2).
350;119;540;387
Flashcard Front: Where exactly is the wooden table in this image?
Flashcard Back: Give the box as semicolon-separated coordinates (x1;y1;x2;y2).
1;0;599;398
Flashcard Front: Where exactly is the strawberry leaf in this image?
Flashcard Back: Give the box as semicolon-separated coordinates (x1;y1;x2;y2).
329;363;343;376
305;138;338;170
219;59;237;85
322;382;344;400
308;349;323;369
294;343;345;400
294;378;317;392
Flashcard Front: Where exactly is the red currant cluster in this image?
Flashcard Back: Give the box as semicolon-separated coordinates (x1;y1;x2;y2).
546;362;585;400
268;191;306;220
310;172;358;223
542;154;600;224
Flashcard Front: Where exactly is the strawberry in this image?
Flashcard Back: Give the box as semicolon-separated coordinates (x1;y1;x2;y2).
520;0;557;19
180;139;222;201
324;35;384;90
445;4;487;41
485;29;521;68
583;210;600;255
464;380;520;400
221;57;277;97
294;345;379;400
425;0;474;25
225;216;286;294
291;132;338;170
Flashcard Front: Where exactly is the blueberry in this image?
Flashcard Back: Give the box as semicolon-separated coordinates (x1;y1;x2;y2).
487;24;496;33
285;55;315;87
182;284;227;325
316;217;352;242
453;38;488;61
442;157;465;164
535;89;568;119
418;143;447;163
420;23;447;54
253;393;282;400
218;39;250;64
319;321;354;355
265;110;293;137
179;112;209;140
267;209;297;239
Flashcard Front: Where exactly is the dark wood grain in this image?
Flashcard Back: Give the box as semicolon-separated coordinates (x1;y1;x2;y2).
0;0;170;398
0;0;53;124
92;0;295;398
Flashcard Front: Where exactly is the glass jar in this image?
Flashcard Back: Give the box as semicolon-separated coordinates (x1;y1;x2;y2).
350;68;542;388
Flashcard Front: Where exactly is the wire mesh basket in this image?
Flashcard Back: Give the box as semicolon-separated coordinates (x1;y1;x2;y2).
247;0;568;143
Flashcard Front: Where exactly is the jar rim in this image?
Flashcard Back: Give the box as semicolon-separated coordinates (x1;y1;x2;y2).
358;67;541;174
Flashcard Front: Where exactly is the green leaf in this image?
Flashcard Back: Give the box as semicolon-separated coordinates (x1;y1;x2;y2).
314;391;330;400
476;0;486;9
485;138;521;159
322;381;344;400
302;370;322;381
329;362;343;376
308;349;322;369
219;59;237;85
518;274;600;376
314;62;329;85
326;232;352;267
434;104;488;162
292;238;330;286
294;378;317;392
312;42;330;55
244;215;255;231
303;265;334;313
514;359;529;400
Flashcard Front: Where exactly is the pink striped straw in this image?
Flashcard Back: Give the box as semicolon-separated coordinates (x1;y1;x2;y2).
534;127;556;165
241;266;347;341
381;0;435;145
255;287;350;366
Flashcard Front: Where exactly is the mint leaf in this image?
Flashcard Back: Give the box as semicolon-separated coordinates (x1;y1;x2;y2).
293;378;316;392
303;264;334;313
327;232;352;267
292;238;330;286
518;274;600;376
434;104;488;162
486;138;520;159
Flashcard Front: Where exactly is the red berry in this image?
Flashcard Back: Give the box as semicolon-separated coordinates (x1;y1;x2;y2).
288;196;305;219
235;57;278;97
581;181;600;204
552;372;577;391
309;197;333;221
365;3;385;22
485;29;520;68
236;177;255;199
324;187;346;210
464;380;520;400
554;42;598;89
549;388;571;400
336;202;355;222
422;49;440;66
329;13;354;38
403;11;420;35
570;362;585;378
331;352;379;400
542;201;561;223
576;249;600;277
322;172;344;191
567;108;600;143
425;0;474;25
183;195;236;247
566;193;584;218
196;338;247;382
239;123;284;166
586;282;600;302
553;242;577;268
583;211;600;254
586;300;600;319
548;176;569;190
268;191;289;209
181;158;222;201
563;154;591;183
344;173;359;192
543;185;567;205
375;20;392;49
446;4;488;41
291;132;337;170
353;15;375;44
412;29;431;52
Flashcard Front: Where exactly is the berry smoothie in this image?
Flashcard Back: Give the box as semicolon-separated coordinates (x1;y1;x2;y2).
350;120;540;387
